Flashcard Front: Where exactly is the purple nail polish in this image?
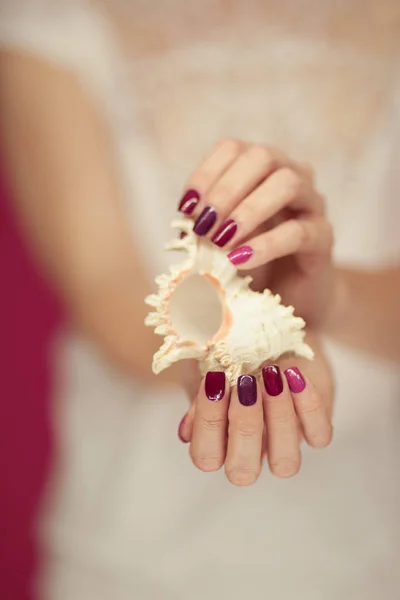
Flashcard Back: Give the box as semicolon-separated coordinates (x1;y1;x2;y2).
227;245;253;266
178;415;189;443
212;219;238;247
262;365;283;396
284;367;306;393
193;206;217;236
237;374;257;406
205;371;226;401
179;189;200;215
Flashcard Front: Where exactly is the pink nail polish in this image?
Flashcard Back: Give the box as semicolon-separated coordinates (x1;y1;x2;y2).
227;245;253;266
284;367;306;393
178;415;189;443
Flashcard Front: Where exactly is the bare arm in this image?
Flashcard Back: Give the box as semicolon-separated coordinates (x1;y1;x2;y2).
325;266;400;363
0;50;178;385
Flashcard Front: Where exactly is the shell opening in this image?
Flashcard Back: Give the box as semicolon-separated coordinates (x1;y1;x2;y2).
168;274;223;346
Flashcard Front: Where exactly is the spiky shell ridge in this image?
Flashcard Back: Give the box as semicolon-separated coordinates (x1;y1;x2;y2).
145;218;313;382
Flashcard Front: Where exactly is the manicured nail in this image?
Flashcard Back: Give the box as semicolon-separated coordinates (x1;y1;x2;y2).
179;189;200;215
237;374;257;406
180;231;187;239
227;245;253;266
262;365;283;396
212;219;238;247
178;415;189;443
284;367;306;393
205;371;226;401
193;206;217;236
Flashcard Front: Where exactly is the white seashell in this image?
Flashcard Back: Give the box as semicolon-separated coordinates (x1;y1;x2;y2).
145;218;314;384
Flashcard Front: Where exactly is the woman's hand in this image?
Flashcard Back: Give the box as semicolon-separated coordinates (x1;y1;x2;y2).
178;139;334;328
179;332;334;486
177;140;335;484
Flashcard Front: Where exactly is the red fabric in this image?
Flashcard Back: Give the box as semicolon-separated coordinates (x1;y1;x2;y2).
0;181;59;599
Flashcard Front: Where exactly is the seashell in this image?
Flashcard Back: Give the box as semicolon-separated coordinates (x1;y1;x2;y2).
145;218;314;384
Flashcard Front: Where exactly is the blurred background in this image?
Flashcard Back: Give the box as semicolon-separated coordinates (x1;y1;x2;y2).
0;176;60;600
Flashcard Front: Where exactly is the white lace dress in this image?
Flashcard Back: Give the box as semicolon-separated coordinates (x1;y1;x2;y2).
1;2;399;599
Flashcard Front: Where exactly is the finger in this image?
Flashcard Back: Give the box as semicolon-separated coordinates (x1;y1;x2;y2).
297;161;315;184
227;216;333;270
225;375;264;486
178;402;196;443
190;372;230;472
199;145;288;241
261;365;301;478
219;166;324;251
178;138;245;216
284;367;333;449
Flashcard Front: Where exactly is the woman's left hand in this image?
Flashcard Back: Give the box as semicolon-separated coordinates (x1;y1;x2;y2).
179;331;334;486
178;139;334;328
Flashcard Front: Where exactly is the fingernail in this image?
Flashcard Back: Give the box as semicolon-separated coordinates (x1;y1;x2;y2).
211;219;238;247
227;245;253;266
178;415;189;443
205;371;226;401
237;374;257;406
180;231;187;239
284;367;306;393
262;365;283;396
179;189;200;215
193;206;217;236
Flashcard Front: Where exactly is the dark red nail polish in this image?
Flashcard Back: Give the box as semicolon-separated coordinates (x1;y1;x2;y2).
284;367;306;393
262;365;283;396
193;206;217;236
237;374;257;406
179;189;200;215
212;219;238;247
180;231;187;239
205;371;226;401
178;415;189;443
227;245;253;266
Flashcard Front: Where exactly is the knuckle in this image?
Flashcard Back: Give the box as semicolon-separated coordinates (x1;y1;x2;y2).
246;144;277;169
292;219;310;246
217;137;243;156
225;465;260;487
295;396;322;417
233;200;258;224
267;408;294;429
188;170;215;192
208;182;233;207
229;415;262;439
278;167;304;198
199;415;226;432
235;425;259;439
269;456;301;478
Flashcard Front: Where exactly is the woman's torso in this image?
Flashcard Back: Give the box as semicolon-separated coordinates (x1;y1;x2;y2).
10;2;398;598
